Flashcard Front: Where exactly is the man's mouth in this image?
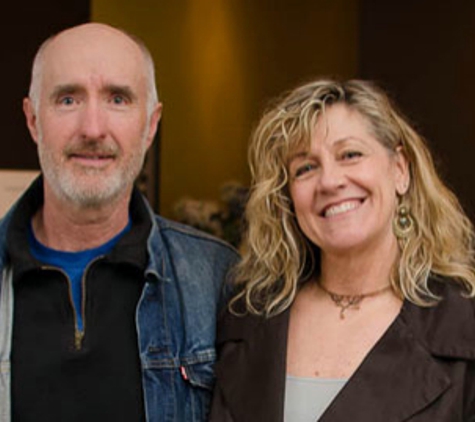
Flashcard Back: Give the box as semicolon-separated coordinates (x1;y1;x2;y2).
68;151;116;167
66;141;118;167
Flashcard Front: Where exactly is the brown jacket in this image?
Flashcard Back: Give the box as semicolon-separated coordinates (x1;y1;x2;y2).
210;281;475;421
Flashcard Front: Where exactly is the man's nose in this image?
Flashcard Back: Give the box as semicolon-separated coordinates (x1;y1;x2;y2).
78;100;107;140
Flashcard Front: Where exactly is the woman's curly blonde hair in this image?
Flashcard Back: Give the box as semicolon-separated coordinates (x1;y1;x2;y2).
231;78;475;317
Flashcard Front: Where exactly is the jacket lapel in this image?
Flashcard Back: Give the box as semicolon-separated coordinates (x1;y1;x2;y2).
320;310;452;421
214;308;290;422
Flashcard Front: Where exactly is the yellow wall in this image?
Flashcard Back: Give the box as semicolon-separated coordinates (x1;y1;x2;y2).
92;1;359;217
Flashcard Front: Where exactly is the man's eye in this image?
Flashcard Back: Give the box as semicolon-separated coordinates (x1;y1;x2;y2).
111;95;127;105
59;96;75;106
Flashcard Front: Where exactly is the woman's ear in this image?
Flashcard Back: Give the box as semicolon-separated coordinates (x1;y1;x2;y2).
394;145;410;195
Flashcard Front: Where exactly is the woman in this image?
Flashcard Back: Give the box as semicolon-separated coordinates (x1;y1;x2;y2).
210;79;475;421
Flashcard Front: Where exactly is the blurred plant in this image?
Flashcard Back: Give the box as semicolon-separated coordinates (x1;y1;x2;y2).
173;180;248;248
173;198;224;237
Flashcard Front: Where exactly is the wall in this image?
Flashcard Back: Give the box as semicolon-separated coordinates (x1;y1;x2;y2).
0;1;89;170
360;0;475;220
92;0;359;216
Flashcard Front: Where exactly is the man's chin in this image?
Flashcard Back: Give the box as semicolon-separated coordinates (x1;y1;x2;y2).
44;163;140;208
56;179;126;208
68;192;122;208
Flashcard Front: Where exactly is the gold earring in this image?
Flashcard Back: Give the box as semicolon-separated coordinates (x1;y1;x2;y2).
393;203;415;239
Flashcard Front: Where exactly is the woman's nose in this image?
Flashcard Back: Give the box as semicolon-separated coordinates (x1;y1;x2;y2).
317;161;346;193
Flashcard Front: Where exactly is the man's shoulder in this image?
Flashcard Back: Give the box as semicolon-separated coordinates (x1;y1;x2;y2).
0;214;10;239
0;206;16;265
150;215;240;309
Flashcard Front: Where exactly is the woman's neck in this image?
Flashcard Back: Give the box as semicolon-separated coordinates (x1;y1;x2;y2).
319;238;399;294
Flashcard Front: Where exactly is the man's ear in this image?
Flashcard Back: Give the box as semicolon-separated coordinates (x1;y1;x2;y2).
145;102;163;149
23;98;39;144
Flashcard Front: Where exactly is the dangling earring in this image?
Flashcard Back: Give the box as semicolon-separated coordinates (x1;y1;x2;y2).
393;202;415;239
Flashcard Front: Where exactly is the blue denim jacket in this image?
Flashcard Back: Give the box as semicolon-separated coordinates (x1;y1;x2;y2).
0;194;239;422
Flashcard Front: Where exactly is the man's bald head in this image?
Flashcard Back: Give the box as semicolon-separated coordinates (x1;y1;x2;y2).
28;23;159;116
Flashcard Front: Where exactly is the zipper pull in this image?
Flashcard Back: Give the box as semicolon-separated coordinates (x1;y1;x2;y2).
75;330;84;350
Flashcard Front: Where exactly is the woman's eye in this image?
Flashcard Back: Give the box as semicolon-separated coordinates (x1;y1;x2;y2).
341;150;362;160
294;163;316;177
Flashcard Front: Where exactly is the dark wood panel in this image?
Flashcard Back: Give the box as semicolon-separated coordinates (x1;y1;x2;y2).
360;1;475;220
0;0;90;169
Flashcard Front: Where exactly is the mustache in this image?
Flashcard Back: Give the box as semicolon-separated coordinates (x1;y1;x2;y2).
64;139;119;157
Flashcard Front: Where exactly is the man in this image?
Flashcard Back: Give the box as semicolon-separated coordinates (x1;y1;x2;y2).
0;23;238;421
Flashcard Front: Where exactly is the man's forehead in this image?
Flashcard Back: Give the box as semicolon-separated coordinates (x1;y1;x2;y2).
40;33;146;91
47;23;139;53
42;25;145;74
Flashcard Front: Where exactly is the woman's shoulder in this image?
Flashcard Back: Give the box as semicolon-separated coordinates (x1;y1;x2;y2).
216;294;289;345
401;277;475;359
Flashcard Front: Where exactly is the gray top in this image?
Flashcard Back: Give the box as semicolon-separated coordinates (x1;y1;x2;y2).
284;375;347;422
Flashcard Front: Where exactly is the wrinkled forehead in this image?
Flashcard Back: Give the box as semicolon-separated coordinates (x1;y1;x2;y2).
40;25;147;93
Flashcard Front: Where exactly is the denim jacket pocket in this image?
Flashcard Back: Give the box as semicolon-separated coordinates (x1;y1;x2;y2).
180;347;216;390
179;348;216;420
